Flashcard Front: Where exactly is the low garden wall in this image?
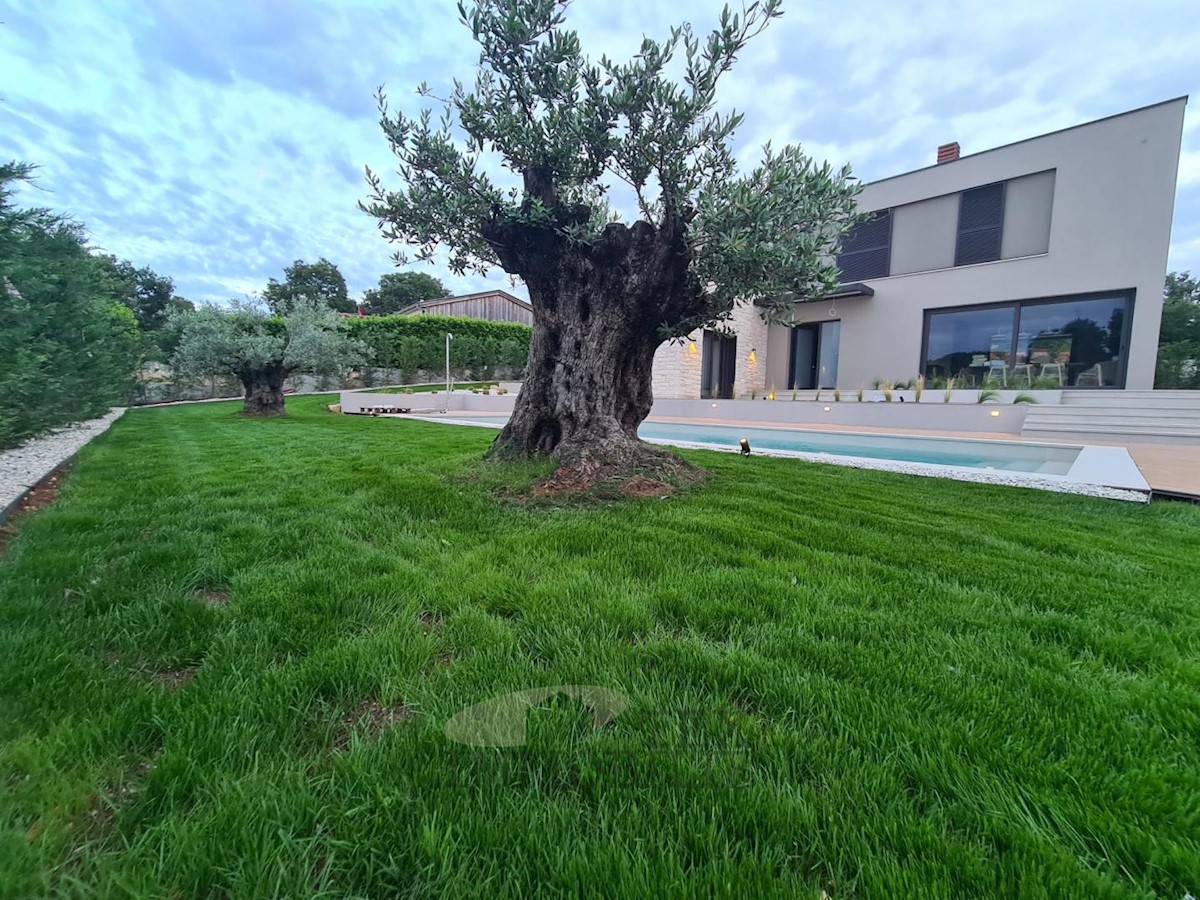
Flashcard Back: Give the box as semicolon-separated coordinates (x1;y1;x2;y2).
651;398;1029;434
341;386;1049;434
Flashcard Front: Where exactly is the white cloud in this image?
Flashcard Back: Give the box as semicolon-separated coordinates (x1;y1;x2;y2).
2;0;1198;298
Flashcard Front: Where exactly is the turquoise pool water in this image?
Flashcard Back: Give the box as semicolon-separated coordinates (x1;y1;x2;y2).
444;417;1079;475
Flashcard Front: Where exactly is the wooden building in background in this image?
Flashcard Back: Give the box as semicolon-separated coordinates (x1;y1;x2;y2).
397;289;533;325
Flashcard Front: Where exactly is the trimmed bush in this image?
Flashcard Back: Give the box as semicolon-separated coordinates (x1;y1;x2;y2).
345;314;530;380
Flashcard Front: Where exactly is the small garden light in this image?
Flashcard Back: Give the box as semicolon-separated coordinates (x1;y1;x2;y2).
739;438;751;456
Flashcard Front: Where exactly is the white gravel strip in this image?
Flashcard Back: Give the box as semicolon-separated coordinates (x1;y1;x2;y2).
0;409;126;520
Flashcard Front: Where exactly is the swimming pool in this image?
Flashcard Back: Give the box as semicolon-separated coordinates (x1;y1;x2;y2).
437;416;1078;474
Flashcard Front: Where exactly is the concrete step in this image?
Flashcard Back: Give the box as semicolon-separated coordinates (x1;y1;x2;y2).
1026;390;1200;445
1063;390;1200;398
1021;421;1200;440
1061;391;1200;408
1024;409;1200;424
1018;428;1200;445
1023;423;1200;437
1024;406;1200;420
1060;400;1200;411
1027;403;1186;413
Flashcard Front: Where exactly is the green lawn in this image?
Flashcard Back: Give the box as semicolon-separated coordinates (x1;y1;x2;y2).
2;395;1199;898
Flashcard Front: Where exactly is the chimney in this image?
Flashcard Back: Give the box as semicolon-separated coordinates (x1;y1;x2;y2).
937;142;960;164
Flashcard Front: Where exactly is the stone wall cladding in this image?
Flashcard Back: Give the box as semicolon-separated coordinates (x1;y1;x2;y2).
651;301;769;399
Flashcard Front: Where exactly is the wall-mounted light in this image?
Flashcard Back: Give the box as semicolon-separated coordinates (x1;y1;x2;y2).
824;406;831;412
989;410;1001;417
739;438;751;456
687;341;698;356
747;349;757;363
710;402;718;409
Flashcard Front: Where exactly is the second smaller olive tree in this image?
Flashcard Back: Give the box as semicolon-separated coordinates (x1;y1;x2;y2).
172;297;366;415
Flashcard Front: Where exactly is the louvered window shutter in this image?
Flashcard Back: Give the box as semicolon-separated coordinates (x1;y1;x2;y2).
955;182;1005;265
835;211;892;281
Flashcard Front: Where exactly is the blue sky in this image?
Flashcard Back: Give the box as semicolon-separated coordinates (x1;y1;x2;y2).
2;0;1197;305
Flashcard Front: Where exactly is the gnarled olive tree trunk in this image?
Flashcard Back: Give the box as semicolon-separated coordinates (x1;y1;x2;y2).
487;216;701;471
238;363;288;416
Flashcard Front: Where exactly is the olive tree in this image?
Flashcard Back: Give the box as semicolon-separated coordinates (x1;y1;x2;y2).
362;0;860;471
172;297;365;415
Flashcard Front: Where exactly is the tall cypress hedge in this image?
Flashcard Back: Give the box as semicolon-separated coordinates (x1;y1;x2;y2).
344;314;531;377
1;163;142;450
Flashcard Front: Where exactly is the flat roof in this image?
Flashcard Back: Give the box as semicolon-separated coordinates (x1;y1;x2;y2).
862;95;1189;188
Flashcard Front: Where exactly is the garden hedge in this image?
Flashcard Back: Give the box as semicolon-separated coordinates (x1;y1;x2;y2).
1;162;143;450
345;314;531;379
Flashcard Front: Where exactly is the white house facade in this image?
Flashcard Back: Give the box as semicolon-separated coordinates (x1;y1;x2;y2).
652;97;1188;399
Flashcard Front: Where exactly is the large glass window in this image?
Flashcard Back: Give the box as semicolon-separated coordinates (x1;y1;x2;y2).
923;306;1015;386
1018;296;1126;387
922;293;1130;388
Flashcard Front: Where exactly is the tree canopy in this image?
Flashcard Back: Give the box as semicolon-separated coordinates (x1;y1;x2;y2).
361;0;861;469
263;258;353;315
362;271;450;315
0;161;142;449
1156;271;1200;388
95;255;176;331
172;297;366;415
362;0;859;334
93;254;194;358
1160;272;1200;345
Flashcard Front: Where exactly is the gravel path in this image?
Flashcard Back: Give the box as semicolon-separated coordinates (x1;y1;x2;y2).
0;409;125;519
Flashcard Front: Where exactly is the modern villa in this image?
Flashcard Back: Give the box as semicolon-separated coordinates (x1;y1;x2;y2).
652;96;1188;400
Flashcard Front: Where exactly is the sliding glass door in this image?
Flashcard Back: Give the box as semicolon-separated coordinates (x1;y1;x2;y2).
790;321;840;389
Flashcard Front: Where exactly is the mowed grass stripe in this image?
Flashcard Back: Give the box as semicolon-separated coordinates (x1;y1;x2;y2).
0;394;1197;897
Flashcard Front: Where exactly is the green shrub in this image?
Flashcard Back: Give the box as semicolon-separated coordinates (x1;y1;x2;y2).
1155;341;1200;389
0;163;142;449
344;314;530;378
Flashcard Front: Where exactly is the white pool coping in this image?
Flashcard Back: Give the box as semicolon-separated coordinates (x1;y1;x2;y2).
401;415;1152;503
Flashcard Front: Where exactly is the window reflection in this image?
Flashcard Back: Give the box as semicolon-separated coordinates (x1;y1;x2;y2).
924;295;1128;388
1018;297;1125;387
923;307;1015;387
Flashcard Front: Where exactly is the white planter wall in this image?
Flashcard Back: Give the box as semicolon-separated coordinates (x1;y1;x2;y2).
650;398;1030;433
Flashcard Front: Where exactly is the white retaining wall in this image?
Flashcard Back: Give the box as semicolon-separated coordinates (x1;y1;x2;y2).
341;387;1038;433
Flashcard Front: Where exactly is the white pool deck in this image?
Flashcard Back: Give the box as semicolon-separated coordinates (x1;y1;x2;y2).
403;412;1151;502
